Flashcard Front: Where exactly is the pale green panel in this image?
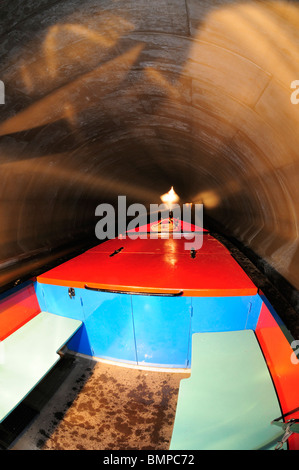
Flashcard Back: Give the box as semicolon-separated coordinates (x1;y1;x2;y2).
170;330;286;450
0;312;82;422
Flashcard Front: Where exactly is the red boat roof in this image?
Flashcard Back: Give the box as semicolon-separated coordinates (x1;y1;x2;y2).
126;217;208;234
37;233;257;297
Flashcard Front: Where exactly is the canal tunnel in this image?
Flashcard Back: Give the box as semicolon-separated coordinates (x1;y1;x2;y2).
1;1;299;327
1;0;299;451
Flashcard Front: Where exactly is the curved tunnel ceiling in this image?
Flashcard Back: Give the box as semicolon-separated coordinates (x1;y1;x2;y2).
1;0;299;294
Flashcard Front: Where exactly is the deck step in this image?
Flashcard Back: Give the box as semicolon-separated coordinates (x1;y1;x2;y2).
170;330;285;450
0;311;82;423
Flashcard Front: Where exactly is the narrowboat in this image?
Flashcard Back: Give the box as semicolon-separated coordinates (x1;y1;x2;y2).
0;217;298;450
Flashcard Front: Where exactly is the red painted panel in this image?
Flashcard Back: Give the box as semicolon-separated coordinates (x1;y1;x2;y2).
87;234;229;255
256;302;299;450
37;244;257;296
0;281;41;341
126;218;208;234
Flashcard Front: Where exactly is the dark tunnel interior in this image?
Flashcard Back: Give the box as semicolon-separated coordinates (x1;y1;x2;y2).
1;0;299;323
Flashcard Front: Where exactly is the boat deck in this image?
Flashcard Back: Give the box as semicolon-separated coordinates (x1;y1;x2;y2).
37;234;257;297
6;356;188;450
0;225;298;450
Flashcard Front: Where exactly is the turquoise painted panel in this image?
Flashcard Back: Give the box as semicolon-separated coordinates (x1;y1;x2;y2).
33;280;47;311
132;296;192;368
245;294;263;330
78;289;137;363
37;284;85;321
0;312;82;422
191;295;262;333
170;331;285;450
38;284;137;363
36;284;93;355
36;284;263;368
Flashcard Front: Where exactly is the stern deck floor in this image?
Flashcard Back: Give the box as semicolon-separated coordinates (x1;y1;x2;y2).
8;356;188;450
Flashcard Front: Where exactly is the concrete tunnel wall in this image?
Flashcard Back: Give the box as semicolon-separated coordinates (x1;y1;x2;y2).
0;0;299;309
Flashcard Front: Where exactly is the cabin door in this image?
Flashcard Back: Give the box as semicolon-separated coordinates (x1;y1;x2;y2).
131;296;192;368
